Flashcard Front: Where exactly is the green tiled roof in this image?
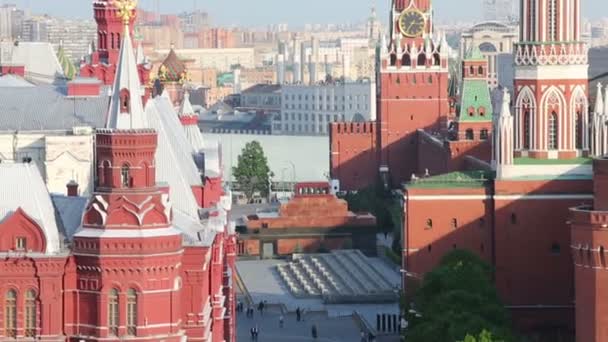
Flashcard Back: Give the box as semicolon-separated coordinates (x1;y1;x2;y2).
458;79;493;122
57;46;77;80
465;45;485;61
513;157;592;165
407;171;494;189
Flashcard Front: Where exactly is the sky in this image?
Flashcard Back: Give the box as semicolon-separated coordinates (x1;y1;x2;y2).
4;0;605;26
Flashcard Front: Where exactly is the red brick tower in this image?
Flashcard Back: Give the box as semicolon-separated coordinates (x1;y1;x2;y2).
513;0;589;160
570;158;608;342
68;9;185;340
378;0;450;186
81;0;150;88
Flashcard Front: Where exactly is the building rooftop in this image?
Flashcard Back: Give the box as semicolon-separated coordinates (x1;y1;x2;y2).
242;84;281;94
513;157;592;165
407;171;493;189
459;79;494;122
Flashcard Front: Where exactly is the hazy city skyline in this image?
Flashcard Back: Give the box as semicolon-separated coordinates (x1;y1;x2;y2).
2;0;604;26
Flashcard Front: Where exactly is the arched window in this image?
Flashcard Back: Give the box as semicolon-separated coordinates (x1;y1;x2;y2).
121;164;131;188
402;53;411;66
417;54;426;67
5;290;17;338
576;112;582;149
549;111;558;150
390;53;397;66
480;129;489;140
465;129;474;140
478;66;484;75
108;289;119;336
425;219;433;230
117;33;121;48
601;246;606;268
127;288;137;335
523;110;531;149
111;33;115;49
25;289;36;337
469;65;475;76
120;89;130;113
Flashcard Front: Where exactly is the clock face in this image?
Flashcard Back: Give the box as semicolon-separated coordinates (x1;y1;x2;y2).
398;10;426;38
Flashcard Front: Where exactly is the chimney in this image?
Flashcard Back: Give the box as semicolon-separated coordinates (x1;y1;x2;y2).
67;180;79;197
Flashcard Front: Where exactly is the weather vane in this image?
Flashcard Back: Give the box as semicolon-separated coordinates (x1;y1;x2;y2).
112;0;138;25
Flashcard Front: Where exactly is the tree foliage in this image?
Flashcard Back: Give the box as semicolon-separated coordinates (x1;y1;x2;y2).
232;141;271;202
405;250;513;342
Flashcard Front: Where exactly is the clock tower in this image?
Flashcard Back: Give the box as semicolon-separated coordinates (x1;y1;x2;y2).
377;0;450;186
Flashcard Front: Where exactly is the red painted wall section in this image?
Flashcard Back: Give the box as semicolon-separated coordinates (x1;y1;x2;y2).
67;80;102;97
0;65;25;77
403;186;493;280
0;208;47;253
416;130;450;176
329;122;377;191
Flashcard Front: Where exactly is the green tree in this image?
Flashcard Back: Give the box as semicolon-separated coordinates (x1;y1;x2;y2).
232;141;271;202
405;250;514;342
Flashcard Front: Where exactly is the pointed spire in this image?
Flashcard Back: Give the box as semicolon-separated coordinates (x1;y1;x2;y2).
595;83;604;116
136;40;145;65
106;14;147;129
603;83;608;116
500;87;512;118
179;91;195;118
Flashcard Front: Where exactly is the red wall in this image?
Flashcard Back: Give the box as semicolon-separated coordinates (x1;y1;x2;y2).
329;122;377;191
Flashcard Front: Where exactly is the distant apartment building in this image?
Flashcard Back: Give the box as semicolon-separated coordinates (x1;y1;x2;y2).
157;47;255;72
140;24;184;50
276;80;376;135
240;66;276;90
21;17;48;42
178;10;210;33
199;28;236;48
461;21;519;88
482;0;516;22
0;4;24;40
46;19;96;61
240;84;282;112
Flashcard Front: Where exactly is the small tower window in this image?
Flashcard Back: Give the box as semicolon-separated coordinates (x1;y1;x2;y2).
120;89;131;113
5;290;17;338
121;164;131;188
480;129;489;140
15;237;26;250
478;66;484;75
601;246;606;268
551;243;561;255
127;289;138;335
575;112;582;149
425;219;433;230
549;111;558;150
469;65;474;76
25;289;36;337
523;111;531;149
465;129;474;140
108;289;119;336
451;218;458;229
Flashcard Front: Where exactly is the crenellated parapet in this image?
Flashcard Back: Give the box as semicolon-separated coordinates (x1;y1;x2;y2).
514;42;588;67
381;37;449;72
331;121;376;135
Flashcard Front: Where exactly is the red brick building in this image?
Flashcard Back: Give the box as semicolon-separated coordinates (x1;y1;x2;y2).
398;0;598;337
0;2;236;341
237;182;377;258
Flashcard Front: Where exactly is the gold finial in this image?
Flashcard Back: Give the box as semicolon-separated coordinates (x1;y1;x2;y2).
112;0;138;25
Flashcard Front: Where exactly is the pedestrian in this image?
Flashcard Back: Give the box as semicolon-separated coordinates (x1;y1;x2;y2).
254;324;259;341
258;301;264;316
296;307;301;321
279;314;284;328
360;330;366;342
311;324;318;340
249;327;255;341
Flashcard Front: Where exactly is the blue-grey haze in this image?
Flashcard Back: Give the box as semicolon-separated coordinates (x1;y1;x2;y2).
2;0;604;25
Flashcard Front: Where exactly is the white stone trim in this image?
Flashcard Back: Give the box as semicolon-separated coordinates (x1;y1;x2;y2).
515;64;588;80
494;194;593;200
74;227;181;238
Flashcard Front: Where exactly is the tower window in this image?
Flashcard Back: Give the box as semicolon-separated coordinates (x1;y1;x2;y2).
25;289;36;337
478;66;484;75
127;289;138;336
575;112;582;149
548;111;558;150
451;218;458;229
425;219;433;230
469;65;475;76
465;129;474;140
480;129;489;140
601;246;606;268
5;290;17;338
120;89;131;113
15;237;26;250
121;164;131;188
108;288;119;336
523;110;531;149
551;243;561;255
